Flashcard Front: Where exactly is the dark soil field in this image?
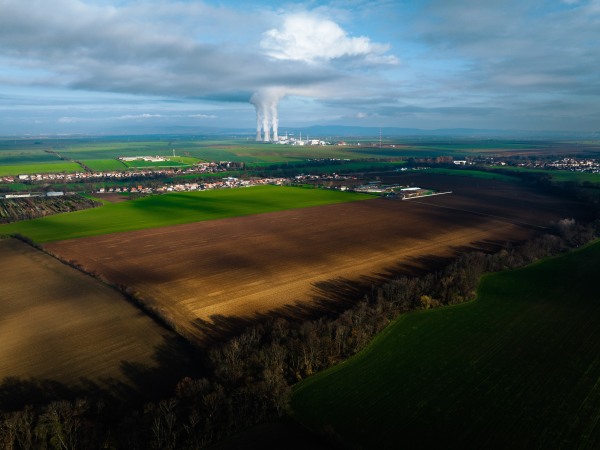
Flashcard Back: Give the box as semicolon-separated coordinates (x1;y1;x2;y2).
0;238;193;409
45;175;587;346
93;192;131;203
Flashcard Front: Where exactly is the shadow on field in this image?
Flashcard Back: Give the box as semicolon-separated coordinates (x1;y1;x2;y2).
379;238;517;278
189;238;518;345
0;335;199;412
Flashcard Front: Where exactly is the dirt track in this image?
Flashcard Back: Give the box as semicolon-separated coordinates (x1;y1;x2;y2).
45;176;586;346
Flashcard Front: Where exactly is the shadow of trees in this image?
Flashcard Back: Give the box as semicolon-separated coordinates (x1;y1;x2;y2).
189;238;518;345
0;335;199;413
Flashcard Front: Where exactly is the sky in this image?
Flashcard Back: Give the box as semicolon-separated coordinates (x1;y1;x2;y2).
1;0;599;135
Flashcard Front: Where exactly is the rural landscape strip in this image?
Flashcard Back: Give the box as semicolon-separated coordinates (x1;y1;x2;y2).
2;138;600;448
41;173;573;347
0;185;372;243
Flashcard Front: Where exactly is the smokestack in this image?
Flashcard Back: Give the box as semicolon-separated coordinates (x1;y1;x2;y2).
262;112;271;142
270;101;278;141
255;110;263;141
250;88;284;143
250;93;263;142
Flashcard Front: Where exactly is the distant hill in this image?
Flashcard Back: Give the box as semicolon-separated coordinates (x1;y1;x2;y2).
297;125;600;139
5;125;598;140
121;125;600;140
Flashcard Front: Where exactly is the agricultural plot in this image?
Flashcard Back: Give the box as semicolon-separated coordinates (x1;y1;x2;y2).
292;240;600;449
491;165;600;184
0;238;190;404
44;176;587;346
82;158;128;171
423;167;520;182
0;151;59;166
120;158;194;169
0;161;82;177
3;137;600;169
49;141;174;160
0;186;371;242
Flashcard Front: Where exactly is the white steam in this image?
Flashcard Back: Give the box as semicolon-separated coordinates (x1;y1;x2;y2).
250;88;285;142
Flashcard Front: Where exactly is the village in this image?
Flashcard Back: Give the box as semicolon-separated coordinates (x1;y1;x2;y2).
0;162;440;200
480;156;600;173
520;157;600;172
0;161;225;184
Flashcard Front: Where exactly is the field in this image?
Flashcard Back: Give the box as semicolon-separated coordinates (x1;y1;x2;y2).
423;167;520;182
43;175;587;345
3;137;600;169
83;159;128;171
0;161;82;176
0;186;370;242
490;165;600;183
291;240;600;449
120;156;201;169
0;150;59;166
0;238;191;407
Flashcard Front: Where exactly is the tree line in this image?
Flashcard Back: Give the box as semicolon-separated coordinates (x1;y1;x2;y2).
0;196;101;224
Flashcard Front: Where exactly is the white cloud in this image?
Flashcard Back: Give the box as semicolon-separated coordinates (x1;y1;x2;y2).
188;114;217;119
117;113;163;120
261;12;397;65
58;116;80;123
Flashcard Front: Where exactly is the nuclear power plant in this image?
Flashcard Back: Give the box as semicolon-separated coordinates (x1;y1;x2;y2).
249;89;330;145
250;89;283;142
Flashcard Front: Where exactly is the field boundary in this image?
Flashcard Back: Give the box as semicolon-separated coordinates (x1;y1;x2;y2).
9;234;187;345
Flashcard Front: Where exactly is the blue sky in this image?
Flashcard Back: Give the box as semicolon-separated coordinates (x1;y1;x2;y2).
1;0;599;135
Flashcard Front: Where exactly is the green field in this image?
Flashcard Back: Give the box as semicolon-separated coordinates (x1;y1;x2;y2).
46;140;177;160
551;171;600;183
0;151;60;166
0;162;82;176
0;185;371;243
424;167;520;182
82;159;128;171
292;241;600;449
2;137;600;169
491;165;600;184
120;159;189;168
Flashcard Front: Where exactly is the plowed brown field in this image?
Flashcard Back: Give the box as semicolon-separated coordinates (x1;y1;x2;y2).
45;176;586;346
0;238;190;401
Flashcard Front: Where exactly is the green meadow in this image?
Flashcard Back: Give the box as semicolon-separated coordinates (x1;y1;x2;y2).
82;159;128;171
0;185;371;243
120;159;189;169
0;151;60;166
292;241;600;449
491;165;600;184
0;162;83;177
550;171;600;183
424;167;520;182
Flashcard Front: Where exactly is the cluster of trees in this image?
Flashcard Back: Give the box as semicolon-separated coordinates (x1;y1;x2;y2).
0;196;101;224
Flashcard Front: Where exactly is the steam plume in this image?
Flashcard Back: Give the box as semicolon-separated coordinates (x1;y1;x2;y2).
250;88;284;142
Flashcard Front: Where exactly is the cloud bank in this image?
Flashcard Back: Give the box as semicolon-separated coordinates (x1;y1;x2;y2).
0;0;599;134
